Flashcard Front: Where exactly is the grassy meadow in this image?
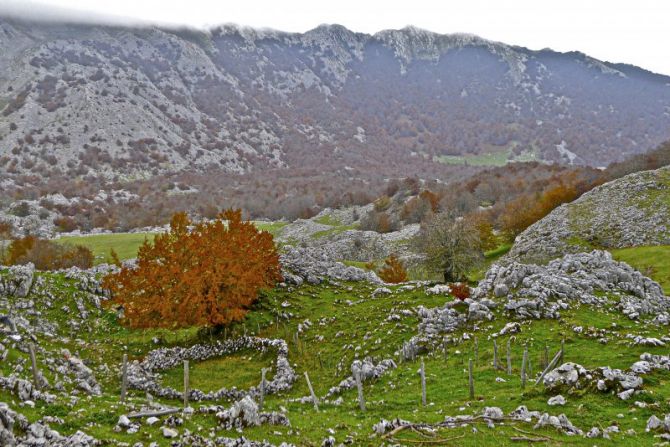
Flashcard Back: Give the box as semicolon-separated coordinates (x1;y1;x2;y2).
3;262;670;445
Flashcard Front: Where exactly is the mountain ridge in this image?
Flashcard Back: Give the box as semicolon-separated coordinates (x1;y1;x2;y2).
1;17;670;181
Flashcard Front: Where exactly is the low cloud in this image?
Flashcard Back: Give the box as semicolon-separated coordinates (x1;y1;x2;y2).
0;0;163;27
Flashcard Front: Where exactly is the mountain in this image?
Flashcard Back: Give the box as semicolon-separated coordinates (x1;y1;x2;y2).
506;165;670;264
1;19;670;181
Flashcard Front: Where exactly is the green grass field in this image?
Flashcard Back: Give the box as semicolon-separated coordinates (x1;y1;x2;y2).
160;349;276;393
433;148;538;167
252;221;288;236
56;233;155;264
4;266;670;446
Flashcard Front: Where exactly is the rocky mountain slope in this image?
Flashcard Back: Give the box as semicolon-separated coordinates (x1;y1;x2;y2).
1;19;670;180
506;166;670;264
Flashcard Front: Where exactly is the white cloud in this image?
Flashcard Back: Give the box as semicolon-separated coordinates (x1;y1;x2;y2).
1;0;668;75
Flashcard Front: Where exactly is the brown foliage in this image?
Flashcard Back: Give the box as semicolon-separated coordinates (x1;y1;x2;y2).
360;211;400;233
378;254;408;283
110;248;122;267
53;216;78;232
400;190;439;224
6;235;36;265
498;182;579;239
0;221;12;238
465;213;498;252
419;190;440;212
103;209;282;329
6;236;93;270
450;283;471;301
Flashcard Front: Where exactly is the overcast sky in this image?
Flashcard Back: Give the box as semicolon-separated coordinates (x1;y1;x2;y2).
1;0;669;75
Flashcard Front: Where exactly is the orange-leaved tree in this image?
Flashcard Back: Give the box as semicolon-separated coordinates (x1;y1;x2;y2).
5;236;93;270
499;182;579;239
378;254;408;283
103;209;282;329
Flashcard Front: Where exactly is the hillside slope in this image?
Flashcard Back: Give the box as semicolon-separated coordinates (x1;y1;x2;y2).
3;246;670;445
506;165;670;264
1;19;670;181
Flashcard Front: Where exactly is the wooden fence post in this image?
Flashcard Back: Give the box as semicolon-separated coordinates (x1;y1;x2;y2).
259;368;267;410
121;354;128;402
304;372;319;411
493;340;499;370
420;359;426;406
183;360;190;408
355;370;366;411
535;349;563;386
506;339;512;375
521;346;528;389
468;358;475;400
28;343;40;390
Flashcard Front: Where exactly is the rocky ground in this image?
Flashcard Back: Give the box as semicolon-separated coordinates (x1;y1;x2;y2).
506;165;670;264
0;192;165;239
2;239;670;445
276;207;422;268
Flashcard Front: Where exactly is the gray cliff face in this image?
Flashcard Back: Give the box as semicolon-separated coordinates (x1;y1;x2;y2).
1;20;670;180
506;166;670;264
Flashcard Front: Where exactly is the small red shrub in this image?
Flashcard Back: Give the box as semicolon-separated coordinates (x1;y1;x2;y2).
450;282;471;301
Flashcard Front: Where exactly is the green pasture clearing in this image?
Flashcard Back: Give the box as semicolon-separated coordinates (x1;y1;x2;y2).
433;147;538;167
55;232;155;264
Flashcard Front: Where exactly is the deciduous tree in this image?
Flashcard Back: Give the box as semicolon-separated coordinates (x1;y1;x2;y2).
103;210;282;329
417;212;483;282
378;254;408;283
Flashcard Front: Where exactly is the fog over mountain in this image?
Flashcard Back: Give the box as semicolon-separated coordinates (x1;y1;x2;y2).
1;17;669;181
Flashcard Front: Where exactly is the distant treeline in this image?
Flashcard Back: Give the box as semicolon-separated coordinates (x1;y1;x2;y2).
2;140;669;235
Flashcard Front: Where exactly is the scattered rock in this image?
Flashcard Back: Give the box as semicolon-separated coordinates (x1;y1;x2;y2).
547;395;566;406
327;358;397;396
146;416;160;426
281;246;382;284
117;415;131;428
474;251;669;321
203;396;290;430
162;427;178;438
